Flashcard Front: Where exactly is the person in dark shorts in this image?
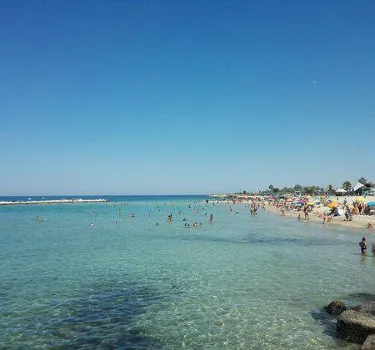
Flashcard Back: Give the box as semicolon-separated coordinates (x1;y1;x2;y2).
359;237;367;254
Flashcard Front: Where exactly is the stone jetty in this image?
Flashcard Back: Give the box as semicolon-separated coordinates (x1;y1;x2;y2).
0;198;108;206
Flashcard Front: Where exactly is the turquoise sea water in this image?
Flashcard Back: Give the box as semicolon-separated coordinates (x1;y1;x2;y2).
1;195;374;349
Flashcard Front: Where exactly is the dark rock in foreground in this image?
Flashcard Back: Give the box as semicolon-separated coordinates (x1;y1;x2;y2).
362;334;375;350
337;310;375;344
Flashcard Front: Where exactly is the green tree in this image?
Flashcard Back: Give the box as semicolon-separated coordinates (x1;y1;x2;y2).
273;188;280;194
358;177;367;185
327;184;334;195
304;187;314;195
342;181;352;192
294;184;303;193
268;184;274;191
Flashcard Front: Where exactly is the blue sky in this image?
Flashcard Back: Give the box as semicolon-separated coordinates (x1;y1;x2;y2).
1;1;374;195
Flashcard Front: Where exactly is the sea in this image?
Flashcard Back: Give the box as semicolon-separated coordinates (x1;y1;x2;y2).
0;194;374;349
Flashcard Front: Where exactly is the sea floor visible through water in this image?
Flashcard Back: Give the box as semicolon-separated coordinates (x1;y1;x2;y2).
0;195;374;349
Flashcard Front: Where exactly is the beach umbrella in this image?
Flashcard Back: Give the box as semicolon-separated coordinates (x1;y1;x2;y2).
355;197;366;202
328;202;339;208
307;202;315;206
367;201;375;207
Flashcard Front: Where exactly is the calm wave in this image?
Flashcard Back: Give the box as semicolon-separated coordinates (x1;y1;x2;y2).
0;195;372;349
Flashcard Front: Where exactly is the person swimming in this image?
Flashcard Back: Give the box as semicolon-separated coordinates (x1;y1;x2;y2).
359;237;367;254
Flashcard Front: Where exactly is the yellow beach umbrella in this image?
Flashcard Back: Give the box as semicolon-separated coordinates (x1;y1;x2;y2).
327;202;339;208
307;202;315;206
355;197;366;202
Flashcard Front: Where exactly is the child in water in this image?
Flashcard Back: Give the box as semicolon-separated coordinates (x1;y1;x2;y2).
359;237;367;255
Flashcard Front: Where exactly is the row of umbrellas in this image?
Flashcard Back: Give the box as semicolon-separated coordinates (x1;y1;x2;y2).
327;201;375;208
277;197;375;208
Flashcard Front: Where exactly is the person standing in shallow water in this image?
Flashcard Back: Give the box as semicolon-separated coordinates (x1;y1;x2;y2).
303;206;309;220
359;237;367;255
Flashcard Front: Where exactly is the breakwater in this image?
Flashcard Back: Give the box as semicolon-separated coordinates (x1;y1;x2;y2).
0;198;108;205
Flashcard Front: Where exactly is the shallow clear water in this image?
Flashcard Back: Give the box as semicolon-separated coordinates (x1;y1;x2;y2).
0;196;373;349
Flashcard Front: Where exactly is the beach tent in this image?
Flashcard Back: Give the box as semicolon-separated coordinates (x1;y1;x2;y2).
336;189;347;194
353;182;365;192
334;207;345;216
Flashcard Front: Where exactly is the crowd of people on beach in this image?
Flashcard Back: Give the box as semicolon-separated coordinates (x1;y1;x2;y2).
264;194;374;229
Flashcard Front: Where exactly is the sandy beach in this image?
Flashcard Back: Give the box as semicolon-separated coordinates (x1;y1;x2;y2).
264;195;375;231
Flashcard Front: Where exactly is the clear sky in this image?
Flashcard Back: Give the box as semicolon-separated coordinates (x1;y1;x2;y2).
1;1;374;195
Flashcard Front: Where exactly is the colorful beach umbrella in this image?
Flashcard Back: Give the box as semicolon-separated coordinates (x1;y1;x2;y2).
356;197;366;202
327;202;339;208
367;202;375;207
307;202;315;206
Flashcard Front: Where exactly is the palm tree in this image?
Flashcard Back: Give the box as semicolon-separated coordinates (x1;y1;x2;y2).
327;184;334;195
358;177;367;185
268;184;274;191
342;181;352;192
304;187;314;195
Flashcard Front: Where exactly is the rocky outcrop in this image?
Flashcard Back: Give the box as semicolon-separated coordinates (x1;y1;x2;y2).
325;300;347;315
362;334;375;350
337;310;375;344
353;302;375;316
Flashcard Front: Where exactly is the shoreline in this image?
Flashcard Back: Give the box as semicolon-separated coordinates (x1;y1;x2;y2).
0;198;108;206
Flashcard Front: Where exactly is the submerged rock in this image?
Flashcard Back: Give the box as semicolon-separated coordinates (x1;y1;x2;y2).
325;300;347;315
337;310;375;344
